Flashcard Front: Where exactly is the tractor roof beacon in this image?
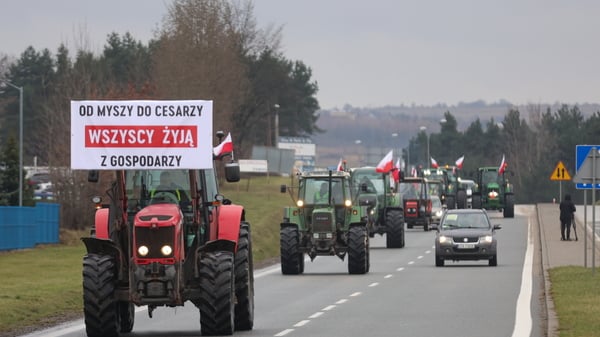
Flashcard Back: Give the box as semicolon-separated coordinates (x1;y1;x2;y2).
75;100;253;337
349;166;405;248
280;170;370;274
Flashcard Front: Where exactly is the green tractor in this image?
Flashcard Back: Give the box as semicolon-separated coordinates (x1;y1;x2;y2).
472;166;514;218
280;170;370;274
422;166;467;209
349;167;405;248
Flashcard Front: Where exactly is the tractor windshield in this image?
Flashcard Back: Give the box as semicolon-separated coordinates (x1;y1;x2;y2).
481;170;500;185
125;169;192;212
399;182;423;200
301;177;348;206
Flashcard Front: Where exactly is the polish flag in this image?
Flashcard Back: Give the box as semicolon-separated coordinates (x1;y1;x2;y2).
498;154;508;175
336;158;344;171
376;150;394;173
213;132;233;157
455;155;465;169
430;157;439;168
391;158;401;182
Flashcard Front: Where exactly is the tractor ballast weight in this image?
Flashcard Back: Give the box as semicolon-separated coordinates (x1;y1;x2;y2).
280;170;370;274
349;167;405;248
82;164;253;336
471;166;515;218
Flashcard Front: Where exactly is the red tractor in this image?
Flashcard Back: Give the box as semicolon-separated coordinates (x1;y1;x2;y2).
80;133;253;336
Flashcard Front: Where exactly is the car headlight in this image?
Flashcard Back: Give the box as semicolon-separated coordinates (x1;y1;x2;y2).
138;245;149;257
435;210;443;217
481;235;493;243
439;235;451;244
297;199;304;207
161;245;173;256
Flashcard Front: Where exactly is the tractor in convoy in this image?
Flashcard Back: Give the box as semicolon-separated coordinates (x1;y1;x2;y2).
74;100;253;336
472;166;515;218
349;166;405;248
398;176;435;231
422;165;467;209
280;170;370;274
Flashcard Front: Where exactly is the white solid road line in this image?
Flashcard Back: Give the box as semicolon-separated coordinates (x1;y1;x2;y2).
511;218;533;337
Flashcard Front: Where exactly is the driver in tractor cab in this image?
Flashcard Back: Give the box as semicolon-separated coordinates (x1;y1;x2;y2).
359;176;376;194
314;182;329;204
151;171;190;203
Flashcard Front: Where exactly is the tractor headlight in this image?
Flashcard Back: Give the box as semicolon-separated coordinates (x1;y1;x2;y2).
488;191;498;199
344;199;352;207
138;245;149;257
297;200;304;207
161;245;173;256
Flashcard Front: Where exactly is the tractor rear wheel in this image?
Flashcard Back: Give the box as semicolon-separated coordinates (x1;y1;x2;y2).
234;223;254;331
198;251;235;336
385;210;405;248
456;190;467;209
472;195;482;209
348;226;369;274
504;194;515;218
83;254;119;337
280;226;302;275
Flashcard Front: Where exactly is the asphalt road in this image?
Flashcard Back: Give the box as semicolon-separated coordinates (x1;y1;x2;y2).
22;206;542;337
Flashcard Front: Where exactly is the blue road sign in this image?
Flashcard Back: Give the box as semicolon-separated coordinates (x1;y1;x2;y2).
575;145;600;189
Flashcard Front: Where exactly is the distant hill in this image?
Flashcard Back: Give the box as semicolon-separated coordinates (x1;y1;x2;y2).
312;101;600;167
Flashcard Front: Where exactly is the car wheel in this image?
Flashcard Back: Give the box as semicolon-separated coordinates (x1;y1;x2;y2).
489;255;497;267
435;254;444;267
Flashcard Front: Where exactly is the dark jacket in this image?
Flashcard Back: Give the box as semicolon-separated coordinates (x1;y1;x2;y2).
559;195;576;222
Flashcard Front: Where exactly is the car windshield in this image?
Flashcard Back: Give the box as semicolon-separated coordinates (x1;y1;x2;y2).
442;213;489;229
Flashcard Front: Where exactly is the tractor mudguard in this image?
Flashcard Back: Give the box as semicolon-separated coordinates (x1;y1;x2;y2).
216;204;244;245
94;208;110;239
280;222;299;229
200;239;237;254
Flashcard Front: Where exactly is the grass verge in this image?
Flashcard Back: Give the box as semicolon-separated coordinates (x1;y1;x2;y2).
548;266;600;336
0;175;291;336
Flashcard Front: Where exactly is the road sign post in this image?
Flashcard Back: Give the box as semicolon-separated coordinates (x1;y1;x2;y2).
573;145;600;274
550;161;571;201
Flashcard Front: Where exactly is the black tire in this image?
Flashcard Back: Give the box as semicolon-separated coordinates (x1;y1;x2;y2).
234;224;254;331
456;190;467;209
504;194;515;218
280;226;302;275
446;195;456;210
423;218;430;232
198;251;235;336
385;210;405;248
489;254;498;266
348;226;369;274
472;195;482;209
83;254;119;337
118;301;134;333
435;254;444;267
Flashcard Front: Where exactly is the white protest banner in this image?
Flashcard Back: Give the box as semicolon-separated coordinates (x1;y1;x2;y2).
71;100;213;170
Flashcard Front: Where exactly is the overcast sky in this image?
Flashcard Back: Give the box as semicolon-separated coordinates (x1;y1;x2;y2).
2;0;599;109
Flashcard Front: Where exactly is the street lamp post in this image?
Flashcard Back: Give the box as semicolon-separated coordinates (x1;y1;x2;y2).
420;126;429;168
2;80;23;206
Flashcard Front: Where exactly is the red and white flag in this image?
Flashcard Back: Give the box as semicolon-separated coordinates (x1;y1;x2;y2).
498;154;508;175
336;158;344;171
455;155;465;169
392;158;401;182
376;150;394;173
430;157;439;168
213;132;233;157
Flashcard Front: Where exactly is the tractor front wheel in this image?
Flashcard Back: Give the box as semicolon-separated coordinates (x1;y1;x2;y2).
280;226;303;275
83;254;120;337
198;251;235;336
348;226;369;274
504;194;515;218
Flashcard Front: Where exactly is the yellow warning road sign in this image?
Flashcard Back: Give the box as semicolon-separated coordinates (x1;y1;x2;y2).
550;161;571;181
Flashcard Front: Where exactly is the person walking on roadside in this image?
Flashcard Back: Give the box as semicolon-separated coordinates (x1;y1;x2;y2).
559;194;576;241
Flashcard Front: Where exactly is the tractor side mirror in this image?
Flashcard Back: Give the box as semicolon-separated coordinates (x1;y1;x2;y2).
225;161;240;182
